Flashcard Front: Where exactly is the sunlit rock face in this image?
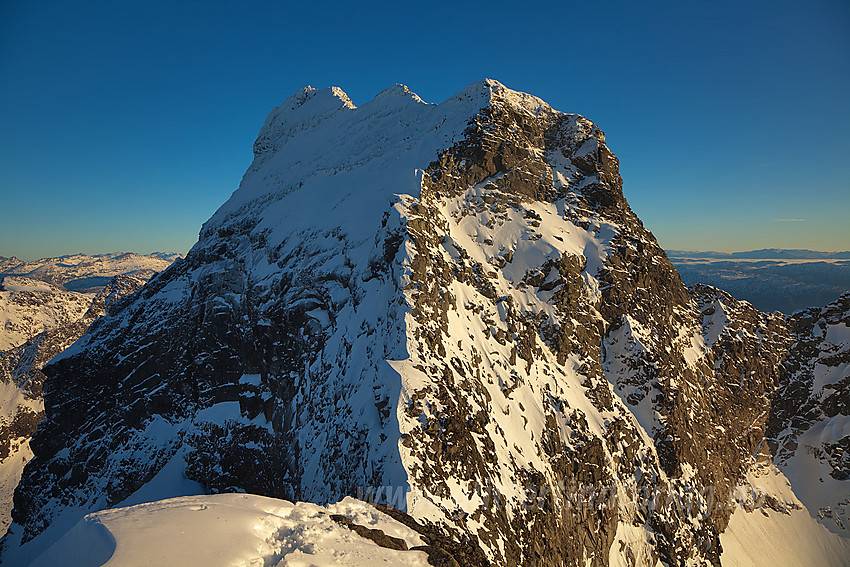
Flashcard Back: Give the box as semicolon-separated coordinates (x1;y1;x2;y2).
3;81;847;566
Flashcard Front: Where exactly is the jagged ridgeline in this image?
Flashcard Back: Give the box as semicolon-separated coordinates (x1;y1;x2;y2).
3;81;847;566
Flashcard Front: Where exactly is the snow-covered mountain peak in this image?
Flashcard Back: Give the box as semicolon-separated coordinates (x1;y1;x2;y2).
207;79;584;242
251;85;357;164
374;83;426;104
5;82;848;566
211;80;514;236
279;84;357;113
447;78;554;117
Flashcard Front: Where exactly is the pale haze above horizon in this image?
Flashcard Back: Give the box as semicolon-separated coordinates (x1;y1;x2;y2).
1;0;848;260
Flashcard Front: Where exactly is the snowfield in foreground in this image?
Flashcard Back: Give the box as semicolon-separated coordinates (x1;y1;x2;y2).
28;488;850;567
32;494;429;567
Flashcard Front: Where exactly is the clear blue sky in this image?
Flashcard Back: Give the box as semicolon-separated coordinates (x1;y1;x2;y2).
1;0;848;259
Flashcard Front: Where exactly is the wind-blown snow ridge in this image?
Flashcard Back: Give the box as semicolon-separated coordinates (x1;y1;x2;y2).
31;494;430;567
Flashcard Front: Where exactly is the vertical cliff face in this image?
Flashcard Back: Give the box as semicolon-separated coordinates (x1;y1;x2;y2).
389;86;797;565
3;81;847;566
768;292;850;533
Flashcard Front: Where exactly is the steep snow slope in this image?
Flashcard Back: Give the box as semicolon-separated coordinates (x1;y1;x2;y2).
3;81;847;567
720;461;850;566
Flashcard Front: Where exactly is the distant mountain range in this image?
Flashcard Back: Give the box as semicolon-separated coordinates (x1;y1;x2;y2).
0;252;180;292
666;250;850;314
667;249;850;260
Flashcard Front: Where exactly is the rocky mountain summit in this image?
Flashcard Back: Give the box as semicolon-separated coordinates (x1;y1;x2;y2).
2;81;847;566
